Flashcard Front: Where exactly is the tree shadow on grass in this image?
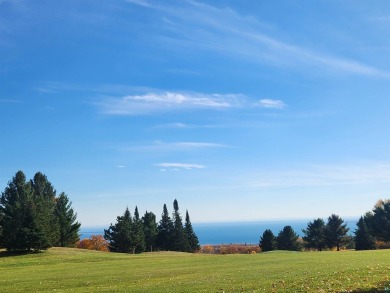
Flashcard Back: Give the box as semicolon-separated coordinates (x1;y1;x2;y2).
349;283;390;293
0;250;43;258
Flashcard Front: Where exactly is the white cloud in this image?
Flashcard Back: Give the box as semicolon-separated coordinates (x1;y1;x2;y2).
258;99;287;109
98;92;245;115
172;142;227;148
153;122;218;129
127;0;390;79
155;163;205;170
120;141;228;152
98;90;288;115
154;122;189;129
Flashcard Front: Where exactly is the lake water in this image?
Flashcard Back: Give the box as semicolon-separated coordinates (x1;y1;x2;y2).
80;218;358;245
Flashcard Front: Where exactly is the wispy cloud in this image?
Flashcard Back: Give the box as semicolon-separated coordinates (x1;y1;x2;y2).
97;91;288;115
36;82;288;115
156;162;205;171
126;0;390;78
172;142;226;148
153;122;219;129
35;81;154;96
258;99;287;109
97;91;245;115
246;162;390;189
0;99;21;103
126;0;152;8
120;141;228;152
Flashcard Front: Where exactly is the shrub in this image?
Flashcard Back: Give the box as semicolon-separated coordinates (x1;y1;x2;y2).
77;235;109;252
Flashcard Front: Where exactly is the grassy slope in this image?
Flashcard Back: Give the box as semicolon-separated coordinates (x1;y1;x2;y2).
0;248;389;292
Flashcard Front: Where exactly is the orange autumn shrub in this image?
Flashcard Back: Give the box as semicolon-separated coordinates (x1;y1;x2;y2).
77;235;109;252
199;244;260;254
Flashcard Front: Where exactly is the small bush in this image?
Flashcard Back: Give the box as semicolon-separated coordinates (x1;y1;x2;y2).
76;235;109;252
199;244;260;254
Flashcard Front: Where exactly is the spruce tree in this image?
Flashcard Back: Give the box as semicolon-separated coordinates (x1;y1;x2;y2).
354;217;376;250
171;199;190;252
276;226;302;251
31;172;59;247
259;229;277;252
132;206;145;253
325;214;350;251
0;171;47;251
54;192;81;247
364;199;390;241
104;207;134;253
302;218;326;251
0;209;3;247
142;211;157;252
184;210;200;252
1;171;80;251
156;204;174;251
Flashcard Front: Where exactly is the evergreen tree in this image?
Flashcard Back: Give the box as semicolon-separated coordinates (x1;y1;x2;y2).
259;229;277;252
0;171;45;251
184;210;200;252
156;204;174;250
0;171;81;251
54;192;81;247
302;218;326;251
0;209;3;247
22;198;48;251
131;206;145;253
364;199;390;241
354;217;376;250
31;172;59;247
325;214;350;251
276;226;302;251
171;199;190;252
104;207;134;253
142;211;157;252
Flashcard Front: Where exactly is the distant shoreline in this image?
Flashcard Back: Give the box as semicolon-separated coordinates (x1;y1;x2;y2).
80;218;358;245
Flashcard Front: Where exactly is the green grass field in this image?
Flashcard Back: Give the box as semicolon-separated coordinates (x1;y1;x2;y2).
1;248;389;292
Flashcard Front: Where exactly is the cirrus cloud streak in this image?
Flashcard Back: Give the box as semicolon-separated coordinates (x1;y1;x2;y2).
97;91;286;115
156;163;205;171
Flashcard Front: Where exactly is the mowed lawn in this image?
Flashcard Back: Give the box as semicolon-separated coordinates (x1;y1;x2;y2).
1;248;389;292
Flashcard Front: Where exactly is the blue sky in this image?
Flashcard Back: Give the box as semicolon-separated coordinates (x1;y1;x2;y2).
1;0;390;227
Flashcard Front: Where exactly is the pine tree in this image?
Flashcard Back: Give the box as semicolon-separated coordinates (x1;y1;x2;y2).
31;172;59;247
0;171;80;251
132;206;145;253
302;218;326;251
184;210;200;252
276;226;302;251
325;214;350;251
142;211;157;252
0;171;45;251
156;204;174;251
354;217;376;250
259;229;277;252
364;199;390;242
171;199;190;252
54;192;81;247
0;209;3;247
104;207;134;253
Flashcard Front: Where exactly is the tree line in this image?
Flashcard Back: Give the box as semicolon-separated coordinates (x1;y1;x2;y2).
259;199;390;252
104;199;200;253
2;170;388;254
0;171;81;251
